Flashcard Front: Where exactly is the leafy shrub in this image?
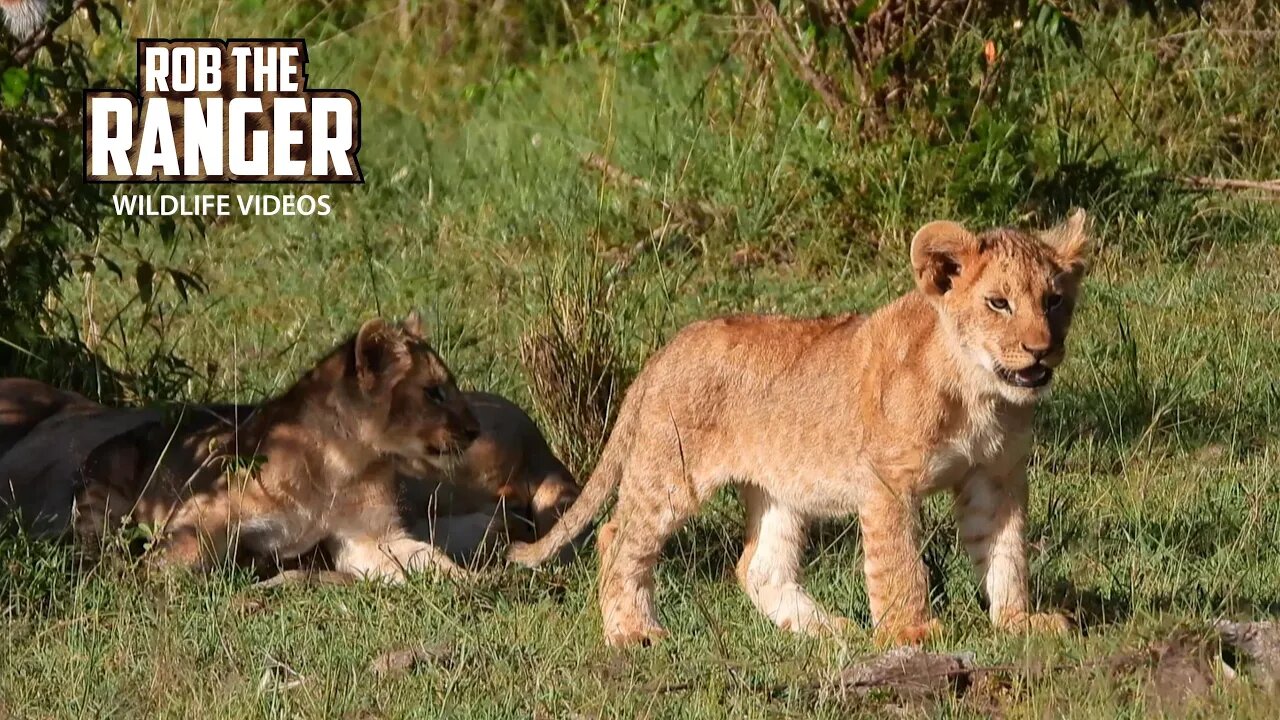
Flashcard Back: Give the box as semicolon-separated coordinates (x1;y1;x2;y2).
0;0;201;396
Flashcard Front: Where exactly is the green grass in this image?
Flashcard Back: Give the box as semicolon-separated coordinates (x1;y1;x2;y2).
4;1;1280;716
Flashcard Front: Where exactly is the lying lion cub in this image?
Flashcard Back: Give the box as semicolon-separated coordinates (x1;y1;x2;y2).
511;212;1092;647
1;376;578;578
25;314;483;580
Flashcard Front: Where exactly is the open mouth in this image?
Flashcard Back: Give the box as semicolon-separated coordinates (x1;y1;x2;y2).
995;363;1054;389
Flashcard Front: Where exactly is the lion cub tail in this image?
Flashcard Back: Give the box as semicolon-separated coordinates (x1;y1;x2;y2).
506;388;641;568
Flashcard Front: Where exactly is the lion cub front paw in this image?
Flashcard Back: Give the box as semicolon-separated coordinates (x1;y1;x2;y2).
142;536;206;577
783;614;853;637
873;618;943;647
997;610;1072;634
604;624;669;648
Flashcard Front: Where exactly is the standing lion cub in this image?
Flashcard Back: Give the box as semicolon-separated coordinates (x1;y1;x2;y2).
510;212;1092;647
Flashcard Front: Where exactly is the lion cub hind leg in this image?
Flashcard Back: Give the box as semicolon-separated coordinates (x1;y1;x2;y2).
736;486;850;636
144;493;239;573
598;478;700;648
328;534;470;583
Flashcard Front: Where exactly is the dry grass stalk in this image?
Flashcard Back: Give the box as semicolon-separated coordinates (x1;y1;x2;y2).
519;285;628;476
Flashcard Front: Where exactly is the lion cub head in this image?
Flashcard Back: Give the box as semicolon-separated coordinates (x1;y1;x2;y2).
910;210;1092;403
346;313;480;464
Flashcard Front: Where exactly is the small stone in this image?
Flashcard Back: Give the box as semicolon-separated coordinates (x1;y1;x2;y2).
369;642;454;678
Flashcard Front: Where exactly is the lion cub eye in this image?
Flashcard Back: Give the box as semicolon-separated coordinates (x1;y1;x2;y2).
986;297;1010;313
1044;293;1064;311
425;385;447;404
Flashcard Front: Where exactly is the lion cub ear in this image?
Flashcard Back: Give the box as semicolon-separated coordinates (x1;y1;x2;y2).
910;220;978;296
1043;208;1091;280
354;318;412;395
402;310;425;340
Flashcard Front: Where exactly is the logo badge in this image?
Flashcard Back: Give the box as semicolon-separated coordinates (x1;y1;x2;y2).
84;39;362;183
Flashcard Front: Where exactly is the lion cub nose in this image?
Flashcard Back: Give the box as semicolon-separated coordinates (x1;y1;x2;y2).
460;421;481;444
1021;342;1051;361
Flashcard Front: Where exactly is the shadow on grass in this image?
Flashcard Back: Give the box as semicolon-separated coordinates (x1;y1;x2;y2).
1037;384;1274;478
1034;492;1280;632
0;333;202;407
1040;577;1280;636
1024;152;1267;261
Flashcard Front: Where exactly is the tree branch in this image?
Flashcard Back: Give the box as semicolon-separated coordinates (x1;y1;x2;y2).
756;1;847;115
1182;176;1280;195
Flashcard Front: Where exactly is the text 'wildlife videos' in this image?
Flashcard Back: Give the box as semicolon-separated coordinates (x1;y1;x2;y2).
111;193;333;216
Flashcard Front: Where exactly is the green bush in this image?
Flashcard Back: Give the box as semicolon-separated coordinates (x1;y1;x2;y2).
0;0;201;397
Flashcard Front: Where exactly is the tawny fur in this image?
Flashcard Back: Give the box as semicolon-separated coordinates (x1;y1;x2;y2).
0;379;165;538
510;211;1092;648
0;378;96;457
